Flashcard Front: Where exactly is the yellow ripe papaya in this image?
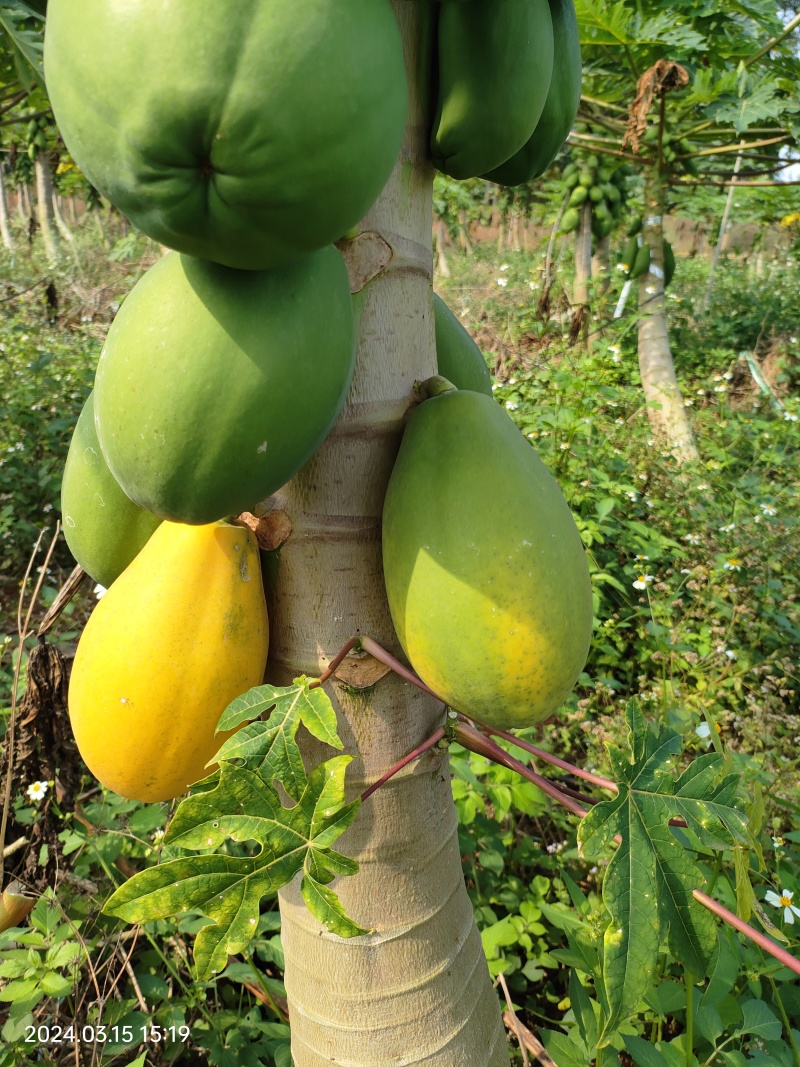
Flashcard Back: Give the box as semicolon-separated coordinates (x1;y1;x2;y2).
68;521;269;802
382;388;593;730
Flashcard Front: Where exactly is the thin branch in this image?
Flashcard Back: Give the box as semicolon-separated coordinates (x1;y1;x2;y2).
693;135;789;158
745;10;800;66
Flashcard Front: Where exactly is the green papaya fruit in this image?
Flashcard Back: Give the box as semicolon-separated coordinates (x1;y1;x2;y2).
382;387;593;730
663;239;675;288
602;182;620;203
626;216;643;237
578;169;595;188
597;166;612;183
642;126;659;145
586;154;599;170
34;130;47;150
569;185;588;207
94;247;355;525
562;162;577;179
593;200;610;222
61;392;162;588
679;138;693;156
560;207;580;233
588;185;603;203
434;294;492;397
44;0;408;271
432;0;555;180
630;243;651;279
621;235;639;272
482;0;581;186
564;171;580;189
26;119;39;140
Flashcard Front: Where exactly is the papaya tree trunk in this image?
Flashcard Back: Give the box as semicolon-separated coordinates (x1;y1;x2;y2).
52;192;74;243
270;6;509;1065
34;155;59;262
0;168;13;250
638;166;699;463
570;199;592;340
592;232;610;295
434;216;451;277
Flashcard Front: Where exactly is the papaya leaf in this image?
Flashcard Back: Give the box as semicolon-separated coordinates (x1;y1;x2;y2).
215;677;343;801
0;4;44;89
578;701;749;1045
104;756;365;980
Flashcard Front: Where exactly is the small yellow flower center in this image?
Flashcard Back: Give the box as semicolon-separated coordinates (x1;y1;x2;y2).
728;558;740;566
780;893;793;907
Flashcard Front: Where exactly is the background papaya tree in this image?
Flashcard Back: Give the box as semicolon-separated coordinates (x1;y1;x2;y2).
569;0;800;462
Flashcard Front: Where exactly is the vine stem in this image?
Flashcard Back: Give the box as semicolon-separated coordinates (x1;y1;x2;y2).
360;726;446;803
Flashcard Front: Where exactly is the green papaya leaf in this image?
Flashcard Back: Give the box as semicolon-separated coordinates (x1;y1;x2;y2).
578;701;750;1045
215;677;343;801
104;756;365;979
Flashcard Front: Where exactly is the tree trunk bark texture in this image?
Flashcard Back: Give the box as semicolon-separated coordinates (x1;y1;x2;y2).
638;170;699;464
268;6;510;1065
572;200;592;309
0;169;13;249
591;233;610;295
34;156;59;262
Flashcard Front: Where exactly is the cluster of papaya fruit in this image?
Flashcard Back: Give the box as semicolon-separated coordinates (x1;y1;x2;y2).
21;113;51;162
48;1;592;805
48;0;409;802
641;122;699;177
430;0;582;186
621;219;676;286
560;156;631;238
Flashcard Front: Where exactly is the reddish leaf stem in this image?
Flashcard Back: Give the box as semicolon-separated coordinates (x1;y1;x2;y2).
358;635;441;700
310;636;361;689
455;722;592;821
474;721;618;794
361;726;446;803
692;890;800;978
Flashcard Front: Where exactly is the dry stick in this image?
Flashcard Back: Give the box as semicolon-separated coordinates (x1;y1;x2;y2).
497;971;530;1067
1;524;53;883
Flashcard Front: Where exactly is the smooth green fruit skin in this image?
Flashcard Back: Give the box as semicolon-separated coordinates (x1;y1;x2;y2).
382;390;593;730
663;240;676;288
434;295;492;397
483;0;579;189
432;0;554;180
61;392;162;588
44;0;407;271
630;244;651;278
94;248;355;525
561;207;580;233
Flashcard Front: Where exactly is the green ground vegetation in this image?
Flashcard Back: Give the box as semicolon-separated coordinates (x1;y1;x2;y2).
1;214;799;1066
